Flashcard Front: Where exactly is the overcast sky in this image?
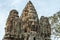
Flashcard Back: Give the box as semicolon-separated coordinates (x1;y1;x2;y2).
0;0;60;40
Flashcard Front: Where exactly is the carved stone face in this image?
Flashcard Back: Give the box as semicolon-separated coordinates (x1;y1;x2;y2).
28;17;38;25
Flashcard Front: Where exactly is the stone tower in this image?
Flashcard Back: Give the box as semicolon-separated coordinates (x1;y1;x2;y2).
40;16;51;40
3;10;21;40
3;1;51;40
20;1;39;33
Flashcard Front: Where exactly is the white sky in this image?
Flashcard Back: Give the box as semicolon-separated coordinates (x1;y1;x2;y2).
0;0;60;40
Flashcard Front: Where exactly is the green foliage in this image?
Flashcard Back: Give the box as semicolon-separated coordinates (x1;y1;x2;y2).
55;24;60;33
48;11;60;37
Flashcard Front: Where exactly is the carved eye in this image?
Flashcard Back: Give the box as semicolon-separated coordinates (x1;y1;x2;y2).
15;17;18;19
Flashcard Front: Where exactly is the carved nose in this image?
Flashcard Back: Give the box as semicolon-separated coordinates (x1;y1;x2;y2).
32;22;35;25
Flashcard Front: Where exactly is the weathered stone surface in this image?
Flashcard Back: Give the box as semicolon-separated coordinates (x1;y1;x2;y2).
3;10;20;40
40;16;51;40
20;1;39;33
3;1;51;40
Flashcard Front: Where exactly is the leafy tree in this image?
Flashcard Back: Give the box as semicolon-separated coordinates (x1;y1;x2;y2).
48;11;60;40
